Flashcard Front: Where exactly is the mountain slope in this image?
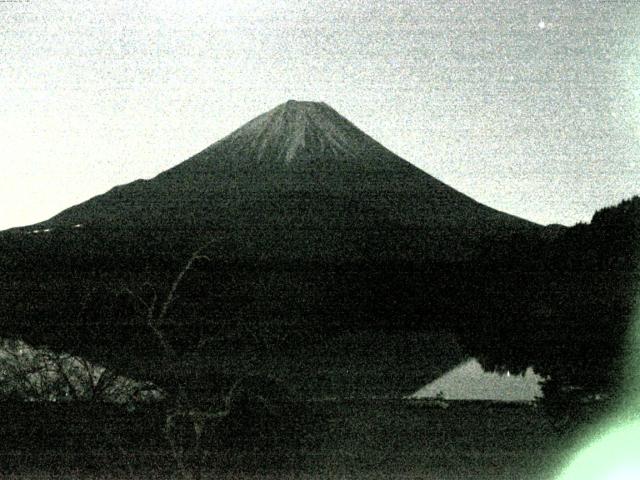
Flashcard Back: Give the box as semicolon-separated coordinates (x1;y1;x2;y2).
31;100;538;263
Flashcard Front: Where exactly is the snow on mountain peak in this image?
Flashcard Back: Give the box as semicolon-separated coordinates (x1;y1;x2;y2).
215;100;385;169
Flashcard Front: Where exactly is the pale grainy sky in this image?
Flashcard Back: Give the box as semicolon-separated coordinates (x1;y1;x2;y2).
1;0;639;230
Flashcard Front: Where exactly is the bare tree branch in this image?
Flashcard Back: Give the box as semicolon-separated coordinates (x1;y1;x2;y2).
156;251;210;325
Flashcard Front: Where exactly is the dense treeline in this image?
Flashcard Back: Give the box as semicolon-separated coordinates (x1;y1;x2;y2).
0;197;637;400
454;196;639;396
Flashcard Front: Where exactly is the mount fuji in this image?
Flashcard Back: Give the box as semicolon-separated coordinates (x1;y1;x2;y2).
1;100;544;397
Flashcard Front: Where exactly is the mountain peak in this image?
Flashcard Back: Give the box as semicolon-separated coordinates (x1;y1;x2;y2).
216;99;371;168
282;99;329;110
273;99;338;126
276;99;341;120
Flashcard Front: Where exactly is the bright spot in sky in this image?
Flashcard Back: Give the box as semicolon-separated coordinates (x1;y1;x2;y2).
538;20;546;29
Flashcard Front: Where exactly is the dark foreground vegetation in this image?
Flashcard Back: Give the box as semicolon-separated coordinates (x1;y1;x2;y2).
457;196;640;399
0;197;635;480
1;197;637;404
0;398;585;480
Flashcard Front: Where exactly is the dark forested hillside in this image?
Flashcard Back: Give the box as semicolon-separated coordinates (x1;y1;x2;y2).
453;196;639;396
